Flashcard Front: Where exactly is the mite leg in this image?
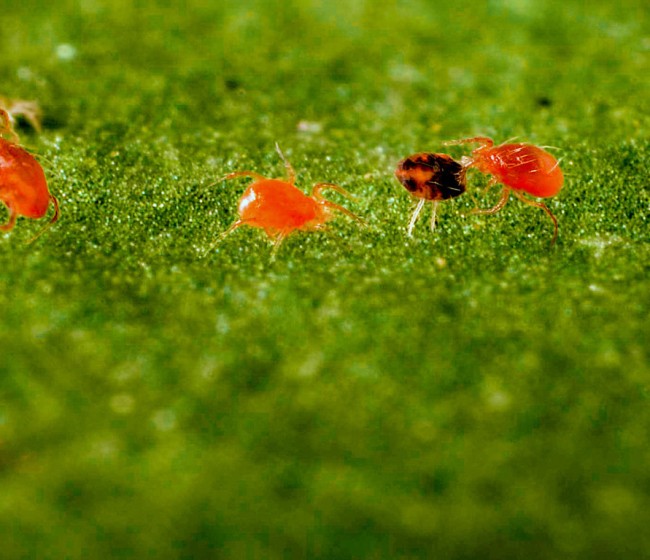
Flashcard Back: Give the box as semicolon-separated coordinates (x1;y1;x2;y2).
312;183;365;225
275;143;296;184
217;171;266;183
480;176;501;196
460;155;475;169
202;171;267;195
217;219;246;240
270;231;289;260
429;200;439;232
443;136;494;149
0;109;19;143
407;198;426;237
49;195;60;224
319;200;365;225
7;100;42;133
465;175;501;203
25;195;61;244
311;182;356;201
512;190;559;246
202;219;248;257
471;186;510;216
0;207;18;231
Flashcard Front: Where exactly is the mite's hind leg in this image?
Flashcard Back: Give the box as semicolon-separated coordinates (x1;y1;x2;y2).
26;195;61;244
465;176;502;212
5;99;42;133
203;219;248;257
0;109;19;143
320;200;366;225
471;186;510;216
0;207;18;232
217;219;247;241
311;182;356;202
512;190;559;246
480;176;501;196
429;201;439;232
459;176;501;216
217;171;266;183
274;143;296;184
407;198;426;237
270;231;288;260
443;136;494;149
312;183;365;225
49;195;60;225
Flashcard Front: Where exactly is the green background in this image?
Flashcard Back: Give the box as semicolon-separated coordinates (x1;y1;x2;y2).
1;0;648;558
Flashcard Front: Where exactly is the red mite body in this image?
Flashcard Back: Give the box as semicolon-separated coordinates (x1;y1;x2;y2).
469;141;563;198
0;108;59;236
211;144;362;254
237;179;330;238
0;139;51;218
450;136;563;245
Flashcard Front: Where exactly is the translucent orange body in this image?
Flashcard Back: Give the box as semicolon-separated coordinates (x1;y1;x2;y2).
450;136;563;245
211;145;362;254
0;139;51;217
469;140;563;198
0;108;59;236
237;179;330;238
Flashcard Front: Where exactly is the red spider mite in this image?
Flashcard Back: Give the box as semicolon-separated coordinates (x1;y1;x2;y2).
447;136;563;245
394;152;466;236
210;143;364;255
0;109;59;241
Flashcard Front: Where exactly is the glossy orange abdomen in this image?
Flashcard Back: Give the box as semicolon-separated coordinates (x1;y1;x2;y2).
0;138;50;218
475;143;563;198
238;179;324;236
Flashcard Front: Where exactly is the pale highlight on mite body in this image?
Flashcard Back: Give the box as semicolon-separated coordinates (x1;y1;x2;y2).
208;144;364;256
448;136;563;245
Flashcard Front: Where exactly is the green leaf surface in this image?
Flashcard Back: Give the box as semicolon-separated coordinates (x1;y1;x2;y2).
1;1;648;558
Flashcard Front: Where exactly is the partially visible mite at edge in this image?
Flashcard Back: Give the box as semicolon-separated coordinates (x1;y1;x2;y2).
0;108;59;241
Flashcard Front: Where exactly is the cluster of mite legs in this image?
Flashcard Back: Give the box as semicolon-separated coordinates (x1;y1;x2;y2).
0;96;563;252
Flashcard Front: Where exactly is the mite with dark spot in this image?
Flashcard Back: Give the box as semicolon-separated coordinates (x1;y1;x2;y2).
394;152;466;236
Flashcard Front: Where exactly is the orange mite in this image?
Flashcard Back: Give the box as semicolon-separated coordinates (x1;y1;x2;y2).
449;136;563;245
394;152;466;236
212;144;363;254
0;109;59;239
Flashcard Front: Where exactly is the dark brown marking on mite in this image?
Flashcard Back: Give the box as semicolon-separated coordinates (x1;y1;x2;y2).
395;152;466;201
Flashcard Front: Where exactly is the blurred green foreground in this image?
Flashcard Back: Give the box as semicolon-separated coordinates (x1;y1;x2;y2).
1;1;648;558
